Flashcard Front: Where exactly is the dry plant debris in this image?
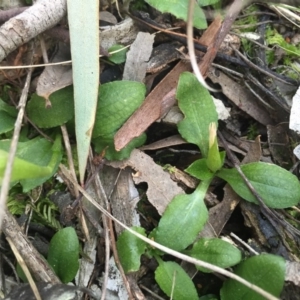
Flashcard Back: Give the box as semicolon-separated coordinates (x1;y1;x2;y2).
0;0;300;299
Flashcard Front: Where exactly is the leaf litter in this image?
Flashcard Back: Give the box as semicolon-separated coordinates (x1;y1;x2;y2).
1;0;300;299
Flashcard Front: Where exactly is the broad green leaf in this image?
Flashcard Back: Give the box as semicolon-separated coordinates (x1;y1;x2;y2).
217;162;300;208
108;44;128;64
145;0;207;29
47;227;79;283
93;133;146;160
67;0;100;183
177;72;218;158
187;238;242;273
154;180;209;251
221;254;285;300
93;81;146;138
0;135;62;192
155;260;198;300
26;86;74;128
117;226;147;273
92;81;146;159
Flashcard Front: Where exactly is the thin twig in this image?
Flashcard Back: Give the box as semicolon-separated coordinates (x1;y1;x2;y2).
61;125;79;197
139;284;165;300
187;0;217;92
108;208;134;299
0;65;33;229
230;233;259;255
6;237;42;300
233;48;294;87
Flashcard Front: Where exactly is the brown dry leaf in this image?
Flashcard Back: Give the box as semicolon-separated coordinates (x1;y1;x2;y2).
36;43;72;100
106;149;184;215
99;166;141;235
139;134;186;151
123;32;154;82
208;68;274;126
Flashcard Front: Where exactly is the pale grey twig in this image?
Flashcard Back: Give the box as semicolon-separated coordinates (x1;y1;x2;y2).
187;0;218;92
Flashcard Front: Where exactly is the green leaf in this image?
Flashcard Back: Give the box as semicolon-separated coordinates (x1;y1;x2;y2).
0;135;62;191
67;0;100;183
26;86;74;128
93;133;146;160
177;72;218;158
187;238;242;273
117;226;147;273
92;81;146;159
0;99;17;134
0;112;15;134
217;162;300;208
185;158;215;180
145;0;207;29
198;0;220;6
93;81;146;138
47;227;79;283
266;28;300;57
108;44;128;64
155;260;198;300
16;263;28;283
154;180;209;251
220;254;285;300
0;99;17;117
206;123;224;172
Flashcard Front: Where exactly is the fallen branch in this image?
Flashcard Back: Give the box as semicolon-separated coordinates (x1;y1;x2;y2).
0;0;67;62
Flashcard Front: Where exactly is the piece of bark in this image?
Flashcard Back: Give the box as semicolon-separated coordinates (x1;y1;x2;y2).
0;0;67;62
123;32;154;82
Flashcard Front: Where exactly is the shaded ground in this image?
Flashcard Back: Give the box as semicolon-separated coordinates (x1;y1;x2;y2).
0;0;300;299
